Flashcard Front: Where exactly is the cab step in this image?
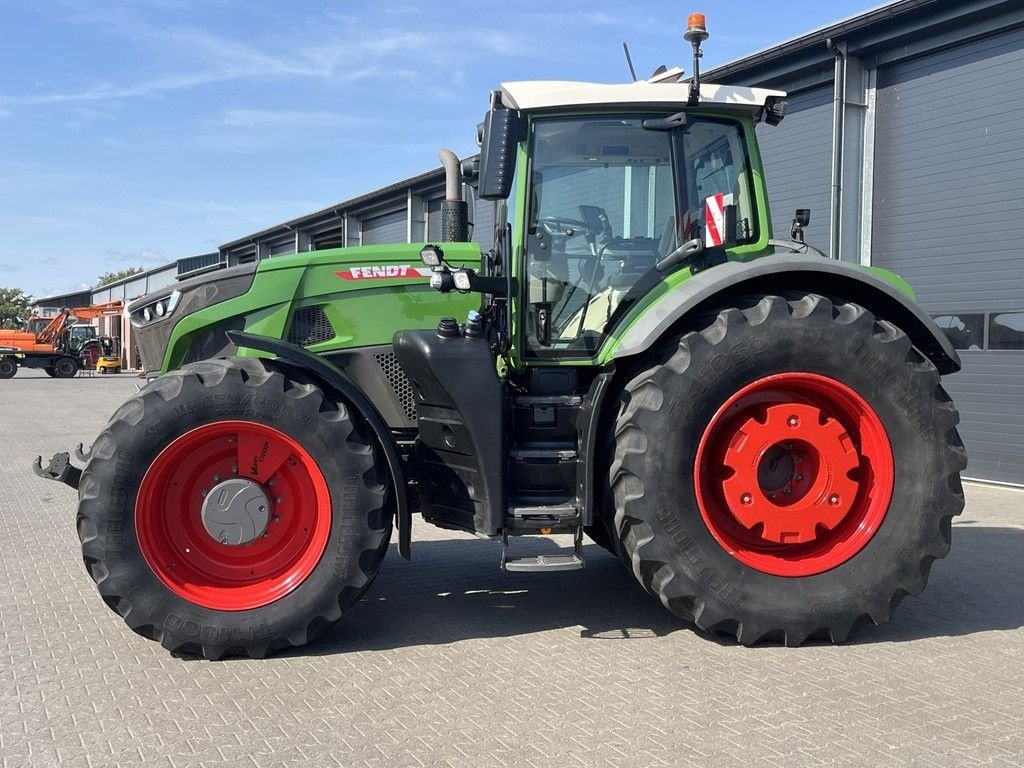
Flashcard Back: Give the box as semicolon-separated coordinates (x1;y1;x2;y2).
500;525;584;572
502;553;584;572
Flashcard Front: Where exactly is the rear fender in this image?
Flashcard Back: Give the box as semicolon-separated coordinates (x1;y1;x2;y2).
227;331;412;559
606;255;960;375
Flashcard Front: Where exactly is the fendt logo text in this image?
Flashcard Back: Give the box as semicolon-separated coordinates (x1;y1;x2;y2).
335;265;433;280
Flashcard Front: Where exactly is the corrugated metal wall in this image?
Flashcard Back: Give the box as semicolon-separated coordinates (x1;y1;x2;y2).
361;210;407;245
872;26;1024;484
756;86;833;249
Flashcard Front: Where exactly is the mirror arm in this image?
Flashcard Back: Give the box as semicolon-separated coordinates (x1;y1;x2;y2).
656;237;704;272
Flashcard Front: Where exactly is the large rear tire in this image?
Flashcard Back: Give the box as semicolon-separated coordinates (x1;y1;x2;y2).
611;293;966;645
77;357;391;659
0;357;16;379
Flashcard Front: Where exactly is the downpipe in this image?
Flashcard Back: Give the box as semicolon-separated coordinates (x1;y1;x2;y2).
828;38;847;261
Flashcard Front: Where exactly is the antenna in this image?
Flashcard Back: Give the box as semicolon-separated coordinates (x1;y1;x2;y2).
622;42;638;82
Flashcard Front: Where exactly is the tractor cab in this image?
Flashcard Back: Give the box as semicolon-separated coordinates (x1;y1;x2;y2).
396;41;791;568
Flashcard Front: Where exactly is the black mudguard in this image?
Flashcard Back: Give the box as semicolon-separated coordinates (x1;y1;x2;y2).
228;331;413;560
611;254;961;375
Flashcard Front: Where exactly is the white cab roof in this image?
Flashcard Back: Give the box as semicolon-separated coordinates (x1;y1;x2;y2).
500;78;785;112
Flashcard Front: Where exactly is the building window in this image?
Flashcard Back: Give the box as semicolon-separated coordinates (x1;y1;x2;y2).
931;313;985;351
989;312;1024;350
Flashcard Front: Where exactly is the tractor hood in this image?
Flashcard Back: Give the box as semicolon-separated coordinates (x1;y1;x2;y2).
131;243;481;375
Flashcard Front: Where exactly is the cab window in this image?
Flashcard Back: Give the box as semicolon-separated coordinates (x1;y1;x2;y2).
523;116;677;357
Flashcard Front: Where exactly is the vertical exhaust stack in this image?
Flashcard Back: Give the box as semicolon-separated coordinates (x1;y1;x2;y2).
438;149;469;242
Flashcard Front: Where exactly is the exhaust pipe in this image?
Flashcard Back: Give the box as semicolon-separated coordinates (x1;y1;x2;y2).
438;148;468;242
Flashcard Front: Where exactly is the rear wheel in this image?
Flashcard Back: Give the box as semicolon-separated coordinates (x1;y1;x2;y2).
0;357;16;379
611;293;965;645
77;357;391;659
52;356;78;378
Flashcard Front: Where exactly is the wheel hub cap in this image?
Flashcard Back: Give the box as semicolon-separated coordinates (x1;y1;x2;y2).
719;402;859;544
694;372;894;577
200;478;271;546
135;420;332;611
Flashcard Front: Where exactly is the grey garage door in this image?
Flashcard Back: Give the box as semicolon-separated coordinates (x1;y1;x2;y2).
873;27;1024;485
756;85;833;251
361;209;407;245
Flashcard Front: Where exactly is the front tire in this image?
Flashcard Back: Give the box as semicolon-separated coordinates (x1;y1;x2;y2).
611;293;966;645
77;357;391;659
0;357;16;379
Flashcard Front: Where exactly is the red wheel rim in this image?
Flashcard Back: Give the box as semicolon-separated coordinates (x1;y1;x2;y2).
694;373;893;577
135;420;331;610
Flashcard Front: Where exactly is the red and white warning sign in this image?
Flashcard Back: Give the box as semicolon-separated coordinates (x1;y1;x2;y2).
335;265;434;281
703;192;733;248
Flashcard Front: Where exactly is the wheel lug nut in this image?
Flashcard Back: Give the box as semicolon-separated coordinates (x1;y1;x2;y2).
275;497;283;504
795;474;803;481
741;493;752;505
213;475;221;483
829;494;840;505
787;416;798;427
783;487;791;495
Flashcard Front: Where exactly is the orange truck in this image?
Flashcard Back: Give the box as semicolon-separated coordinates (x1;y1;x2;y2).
0;301;123;379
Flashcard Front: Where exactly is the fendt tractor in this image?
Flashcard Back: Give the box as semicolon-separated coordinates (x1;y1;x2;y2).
37;16;966;659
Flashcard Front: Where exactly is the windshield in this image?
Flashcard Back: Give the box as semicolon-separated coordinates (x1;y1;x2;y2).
523;114;755;357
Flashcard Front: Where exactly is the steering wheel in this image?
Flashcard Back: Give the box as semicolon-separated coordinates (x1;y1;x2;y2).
538;216;594;239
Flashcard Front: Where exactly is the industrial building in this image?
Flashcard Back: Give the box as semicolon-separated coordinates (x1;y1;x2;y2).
33;0;1023;485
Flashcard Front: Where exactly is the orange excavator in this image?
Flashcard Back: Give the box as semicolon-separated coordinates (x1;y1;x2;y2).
0;300;123;379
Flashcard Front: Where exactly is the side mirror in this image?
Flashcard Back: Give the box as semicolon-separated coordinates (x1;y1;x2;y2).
791;208;810;242
478;106;524;201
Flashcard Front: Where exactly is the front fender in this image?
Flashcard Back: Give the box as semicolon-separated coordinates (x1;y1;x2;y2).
602;255;960;375
227;331;413;559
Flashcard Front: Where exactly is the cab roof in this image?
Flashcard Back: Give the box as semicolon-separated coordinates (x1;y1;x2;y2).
499;72;785;113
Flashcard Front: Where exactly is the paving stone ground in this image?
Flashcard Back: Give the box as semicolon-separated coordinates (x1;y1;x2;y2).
1;369;1022;768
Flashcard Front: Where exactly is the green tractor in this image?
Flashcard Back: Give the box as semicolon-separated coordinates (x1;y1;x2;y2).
38;19;965;659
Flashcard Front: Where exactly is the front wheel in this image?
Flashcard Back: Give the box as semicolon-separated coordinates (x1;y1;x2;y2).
77;357;391;659
611;293;966;645
0;357;16;379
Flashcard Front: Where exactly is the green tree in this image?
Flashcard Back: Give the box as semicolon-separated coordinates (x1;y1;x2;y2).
95;267;144;288
0;287;32;329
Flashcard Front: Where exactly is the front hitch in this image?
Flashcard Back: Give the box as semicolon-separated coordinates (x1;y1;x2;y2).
33;447;87;490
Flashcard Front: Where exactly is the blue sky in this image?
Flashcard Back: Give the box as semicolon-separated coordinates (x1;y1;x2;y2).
1;0;879;299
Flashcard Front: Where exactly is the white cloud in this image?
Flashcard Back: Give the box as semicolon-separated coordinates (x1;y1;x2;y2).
210;108;364;130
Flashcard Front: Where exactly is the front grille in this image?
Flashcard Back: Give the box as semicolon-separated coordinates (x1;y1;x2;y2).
375;351;417;421
287;306;335;347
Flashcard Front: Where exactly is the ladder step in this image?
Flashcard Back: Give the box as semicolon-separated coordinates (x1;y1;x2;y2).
507;504;580;533
509;504;579;518
502;554;584;572
513;395;583;407
509;448;578;461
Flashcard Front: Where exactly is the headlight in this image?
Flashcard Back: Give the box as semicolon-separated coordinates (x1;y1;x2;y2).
154;301;166;317
420;245;443;267
143;307;152;321
166;290;181;314
452;270;472;291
